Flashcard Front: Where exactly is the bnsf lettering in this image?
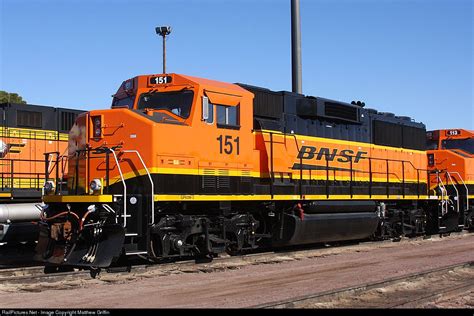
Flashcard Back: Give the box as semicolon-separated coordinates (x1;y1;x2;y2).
297;145;367;163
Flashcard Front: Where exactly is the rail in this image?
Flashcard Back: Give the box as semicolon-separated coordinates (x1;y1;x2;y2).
445;172;460;213
0;158;48;192
448;171;469;215
43;146;156;229
261;130;429;199
436;172;448;216
122;150;155;224
44;151;69;194
254;261;474;309
108;148;127;228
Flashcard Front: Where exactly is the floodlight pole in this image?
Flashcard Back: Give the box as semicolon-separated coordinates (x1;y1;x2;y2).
156;26;172;74
162;34;167;74
291;0;302;94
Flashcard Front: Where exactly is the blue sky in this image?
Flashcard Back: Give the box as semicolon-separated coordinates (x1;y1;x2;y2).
1;0;472;130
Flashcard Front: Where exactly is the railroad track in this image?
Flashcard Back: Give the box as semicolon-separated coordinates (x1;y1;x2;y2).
0;250;277;284
0;238;412;283
254;261;474;308
389;279;473;308
0;231;470;285
0;241;37;269
0;239;362;281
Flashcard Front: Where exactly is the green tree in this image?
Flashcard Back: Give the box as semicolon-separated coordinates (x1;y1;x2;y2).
0;91;27;104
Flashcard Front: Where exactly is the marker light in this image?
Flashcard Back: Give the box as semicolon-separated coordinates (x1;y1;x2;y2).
43;181;55;194
89;179;102;192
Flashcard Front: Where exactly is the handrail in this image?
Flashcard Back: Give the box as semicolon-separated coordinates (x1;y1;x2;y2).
59;155;68;193
448;171;469;214
257;129;429;173
445;172;460;213
0;172;46;190
259;129;428;198
123;150;155;224
1;155;50;191
109;148;127;228
47;153;56;175
56;148;69;193
436;173;448;216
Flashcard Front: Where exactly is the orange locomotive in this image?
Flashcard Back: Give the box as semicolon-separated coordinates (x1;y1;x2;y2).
0;103;82;243
35;73;461;269
426;129;474;231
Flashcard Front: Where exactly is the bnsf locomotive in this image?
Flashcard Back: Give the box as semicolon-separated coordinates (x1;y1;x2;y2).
426;129;474;230
0;103;82;243
34;73;474;268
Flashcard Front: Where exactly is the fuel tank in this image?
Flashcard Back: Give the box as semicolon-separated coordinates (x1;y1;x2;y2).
273;201;380;246
303;201;378;214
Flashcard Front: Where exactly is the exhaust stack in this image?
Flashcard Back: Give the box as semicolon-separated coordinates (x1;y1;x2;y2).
291;0;302;94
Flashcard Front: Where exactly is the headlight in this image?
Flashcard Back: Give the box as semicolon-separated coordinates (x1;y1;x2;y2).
43;181;55;194
89;179;102;192
91;115;102;138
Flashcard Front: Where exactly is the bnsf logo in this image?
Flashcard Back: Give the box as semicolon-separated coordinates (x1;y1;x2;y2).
297;145;367;163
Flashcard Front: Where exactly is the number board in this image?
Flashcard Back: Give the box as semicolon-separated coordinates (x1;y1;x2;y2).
446;130;461;136
149;76;172;85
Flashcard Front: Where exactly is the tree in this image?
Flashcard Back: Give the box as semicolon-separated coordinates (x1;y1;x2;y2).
0;91;27;104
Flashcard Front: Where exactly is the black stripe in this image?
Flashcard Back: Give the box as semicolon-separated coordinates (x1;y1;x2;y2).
107;173;428;198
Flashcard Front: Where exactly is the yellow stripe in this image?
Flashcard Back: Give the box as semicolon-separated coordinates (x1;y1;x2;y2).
42;193;440;203
443;181;474;185
43;195;114;203
1;178;44;189
0;193;12;198
452;181;474;185
0;127;68;141
154;194;433;202
256;130;427;154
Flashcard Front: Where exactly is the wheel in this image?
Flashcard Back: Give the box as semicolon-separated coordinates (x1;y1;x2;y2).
44;265;59;274
89;267;101;278
194;253;213;264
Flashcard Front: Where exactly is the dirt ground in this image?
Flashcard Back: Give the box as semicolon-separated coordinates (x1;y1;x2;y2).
0;234;473;308
281;266;474;308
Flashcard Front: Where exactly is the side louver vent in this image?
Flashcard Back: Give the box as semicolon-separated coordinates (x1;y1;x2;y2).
324;102;359;123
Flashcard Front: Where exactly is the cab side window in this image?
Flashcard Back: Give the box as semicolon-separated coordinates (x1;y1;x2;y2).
205;102;214;124
216;105;239;128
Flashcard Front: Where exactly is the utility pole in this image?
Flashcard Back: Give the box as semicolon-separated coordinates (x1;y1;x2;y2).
291;0;302;94
155;26;172;74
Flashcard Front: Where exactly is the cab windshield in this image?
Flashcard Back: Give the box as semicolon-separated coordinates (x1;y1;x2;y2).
137;90;194;119
112;95;135;108
442;138;474;154
426;139;438;150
